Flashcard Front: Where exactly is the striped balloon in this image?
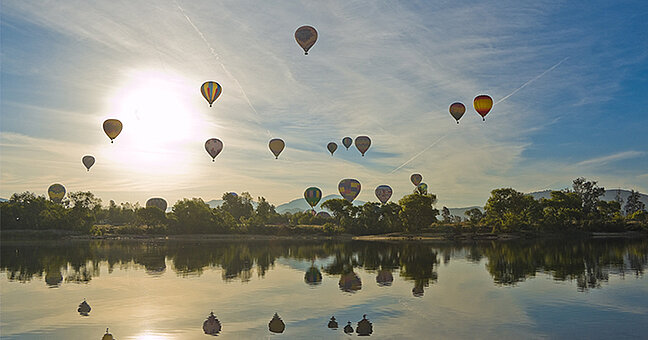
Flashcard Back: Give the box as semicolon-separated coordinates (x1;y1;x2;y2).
410;173;422;186
201;81;222;107
339;179;361;202
449;102;466;124
375;185;392;204
304;187;322;208
48;183;66;203
355;136;371;156
473;95;493;121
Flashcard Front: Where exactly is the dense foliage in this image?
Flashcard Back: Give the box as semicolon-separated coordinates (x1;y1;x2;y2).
1;178;646;236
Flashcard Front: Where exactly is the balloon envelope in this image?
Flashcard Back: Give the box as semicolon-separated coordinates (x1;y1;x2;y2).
205;138;224;161
416;183;428;195
269;138;285;159
339;179;361;202
410;174;422;186
375;185;393;204
201;81;222;107
48;183;66;203
473;95;493;120
327;142;338;155
355;136;371;156
449;102;466;123
342;137;353;150
316;211;331;219
304;187;322;208
295;26;318;55
103;119;122;143
82;155;95;171
146;198;167;211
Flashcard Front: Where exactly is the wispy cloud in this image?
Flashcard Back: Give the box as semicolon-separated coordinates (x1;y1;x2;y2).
575;151;646;168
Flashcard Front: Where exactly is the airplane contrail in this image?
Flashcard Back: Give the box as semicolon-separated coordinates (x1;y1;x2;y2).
174;0;261;119
390;134;447;174
495;57;569;105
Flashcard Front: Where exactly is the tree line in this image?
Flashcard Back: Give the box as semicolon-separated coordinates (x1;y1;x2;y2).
1;177;646;236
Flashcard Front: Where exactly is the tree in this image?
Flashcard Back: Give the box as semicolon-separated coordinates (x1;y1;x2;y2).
540;191;582;230
220;192;254;221
572;177;605;215
398;193;439;232
624;190;646;216
253;197;278;225
66;191;103;232
135;207;168;227
483;188;541;232
170;198;220;234
441;207;451;223
465;208;484;225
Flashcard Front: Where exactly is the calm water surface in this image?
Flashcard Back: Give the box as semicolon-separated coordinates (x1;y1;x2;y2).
1;238;647;339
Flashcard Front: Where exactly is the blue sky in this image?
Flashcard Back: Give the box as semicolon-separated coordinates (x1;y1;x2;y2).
1;0;647;207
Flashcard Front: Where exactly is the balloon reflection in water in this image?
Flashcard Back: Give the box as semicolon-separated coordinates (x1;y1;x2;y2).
327;316;338;329
376;269;394;286
77;299;91;316
339;272;362;292
269;313;285;333
102;328;115;340
305;266;323;285
356;314;373;336
203;311;222;335
344;321;354;334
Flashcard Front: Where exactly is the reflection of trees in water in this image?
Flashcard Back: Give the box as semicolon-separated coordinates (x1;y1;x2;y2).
483;239;648;291
1;239;646;292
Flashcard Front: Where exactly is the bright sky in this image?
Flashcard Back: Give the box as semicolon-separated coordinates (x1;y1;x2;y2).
1;0;647;208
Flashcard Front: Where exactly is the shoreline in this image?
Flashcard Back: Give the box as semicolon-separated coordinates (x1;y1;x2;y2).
2;229;646;242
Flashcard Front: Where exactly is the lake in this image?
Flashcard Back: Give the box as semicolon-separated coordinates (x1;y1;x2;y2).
1;237;647;339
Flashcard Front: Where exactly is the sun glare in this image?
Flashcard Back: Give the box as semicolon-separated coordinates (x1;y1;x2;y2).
105;70;207;175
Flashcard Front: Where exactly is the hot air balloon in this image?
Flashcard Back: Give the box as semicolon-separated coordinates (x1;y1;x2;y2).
82;155;95;171
355;136;371;156
316;211;331;219
327;142;338;156
269;138;285;159
473;95;493;121
103;119;122;143
415;183;428;195
304;187;322;209
338;179;361;202
295;26;318;55
410;174;422;186
205;138;223;161
146;198;167;211
201;81;222;107
375;185;392;204
48;184;66;203
449;102;466;124
342;137;352;150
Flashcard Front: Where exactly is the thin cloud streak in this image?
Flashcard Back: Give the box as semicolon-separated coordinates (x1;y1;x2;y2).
390;134;448;174
495;57;569;105
575;151;646;168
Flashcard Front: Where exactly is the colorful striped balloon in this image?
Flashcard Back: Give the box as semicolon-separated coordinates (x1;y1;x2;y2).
410;173;422;186
375;185;393;204
449;102;466;124
342;137;353;150
201;81;222;107
304;187;322;208
355;136;371;156
48;183;66;203
339;179;361;202
473;95;493;121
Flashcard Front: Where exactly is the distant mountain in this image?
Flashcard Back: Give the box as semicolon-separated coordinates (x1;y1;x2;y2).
206;199;258;209
527;189;648;207
0;198;7;203
275;194;366;214
448;206;483;217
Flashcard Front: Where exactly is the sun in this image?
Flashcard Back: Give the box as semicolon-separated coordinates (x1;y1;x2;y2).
104;69;208;175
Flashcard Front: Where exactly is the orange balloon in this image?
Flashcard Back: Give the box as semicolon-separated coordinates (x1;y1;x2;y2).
473;95;493;121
